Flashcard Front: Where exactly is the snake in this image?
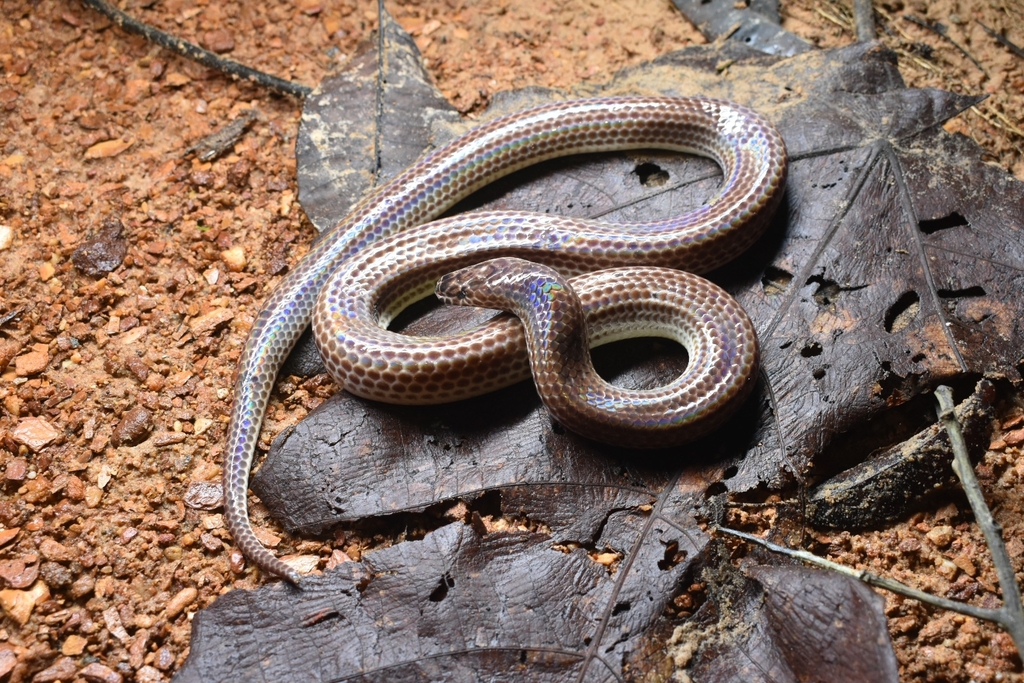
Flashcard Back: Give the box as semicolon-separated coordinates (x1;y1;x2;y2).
222;96;787;584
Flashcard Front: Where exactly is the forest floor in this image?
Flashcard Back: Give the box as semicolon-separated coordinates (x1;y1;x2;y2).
1;0;1023;681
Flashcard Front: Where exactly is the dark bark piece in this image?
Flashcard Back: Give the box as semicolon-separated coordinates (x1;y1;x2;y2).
671;0;812;57
183;108;256;162
71;216;127;277
807;378;997;529
689;564;899;683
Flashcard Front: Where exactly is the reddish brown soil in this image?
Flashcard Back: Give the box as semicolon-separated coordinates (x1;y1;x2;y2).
0;0;1022;681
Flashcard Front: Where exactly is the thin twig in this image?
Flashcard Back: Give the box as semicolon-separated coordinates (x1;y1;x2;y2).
903;14;988;74
80;0;312;99
978;21;1024;61
715;526;1003;623
935;386;1024;653
893;47;942;73
814;5;850;31
852;0;876;42
717;385;1024;655
970;105;1024;139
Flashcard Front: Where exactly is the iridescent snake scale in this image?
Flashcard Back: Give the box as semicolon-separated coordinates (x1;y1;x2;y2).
223;97;787;584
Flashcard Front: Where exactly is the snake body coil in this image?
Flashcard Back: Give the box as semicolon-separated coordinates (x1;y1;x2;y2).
223;97;787;584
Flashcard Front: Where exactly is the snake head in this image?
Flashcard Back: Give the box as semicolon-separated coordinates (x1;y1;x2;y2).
436;257;547;310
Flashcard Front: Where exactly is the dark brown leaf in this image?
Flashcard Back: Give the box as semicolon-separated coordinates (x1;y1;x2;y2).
178;518;712;682
295;5;461;234
688;564;899;683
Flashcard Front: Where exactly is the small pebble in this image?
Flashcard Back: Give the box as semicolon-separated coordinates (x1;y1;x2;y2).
1001;414;1024;431
69;573;95;599
84;138;132;159
193;417;213;435
936;557;960;580
14;348;48;377
0;649;14;678
72;217;127;276
953;553;977;577
220;246;246;272
281;554;320;575
324;549;351;571
0;580;49;625
1004;428;1024;447
62;633;87;656
39;538;77;563
0;528;19;547
201;514;224;530
79;661;125;683
0;557;38;588
102;606;130;642
202;29;235;53
926;525;954;549
188;308;234;336
0;225;13;250
184;481;223;510
165;586;198;619
135;665;164;683
84;486;104;507
28;655;76;682
165;72;191;87
111;406;153;447
154;646;176;670
253;527;281;548
199;532;223;552
5;458;27;482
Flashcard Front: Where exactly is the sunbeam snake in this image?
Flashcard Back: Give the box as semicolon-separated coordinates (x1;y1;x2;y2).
222;96;787;584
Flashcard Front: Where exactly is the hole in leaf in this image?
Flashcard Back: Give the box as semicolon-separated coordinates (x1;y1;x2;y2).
801;342;823;358
919;211;969;234
611;601;631;616
761;265;793;296
912;353;926;363
632;161;669;187
723;465;738;479
706;481;727;497
808;276;841;306
937;286;987;299
813;367;826;380
884;291;920;333
429;573;455;602
658;541;685;571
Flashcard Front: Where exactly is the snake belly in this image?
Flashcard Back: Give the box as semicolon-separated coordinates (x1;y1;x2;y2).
224;97;787;584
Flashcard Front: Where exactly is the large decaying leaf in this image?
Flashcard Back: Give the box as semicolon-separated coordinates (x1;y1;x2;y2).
177;8;1024;682
688;564;901;682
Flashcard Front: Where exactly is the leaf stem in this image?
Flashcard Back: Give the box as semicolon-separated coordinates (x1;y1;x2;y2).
718;383;1024;655
935;385;1024;652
